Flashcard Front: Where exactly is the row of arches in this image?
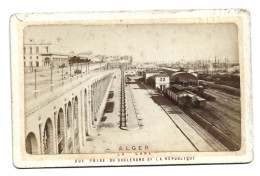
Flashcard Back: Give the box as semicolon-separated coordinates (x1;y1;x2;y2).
26;97;80;155
25;73;114;155
43;57;69;68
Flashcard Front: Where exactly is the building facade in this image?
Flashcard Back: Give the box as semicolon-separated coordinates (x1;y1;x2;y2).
78;52;92;60
154;74;170;90
124;69;136;76
24;42;69;71
146;74;170;91
144;71;160;83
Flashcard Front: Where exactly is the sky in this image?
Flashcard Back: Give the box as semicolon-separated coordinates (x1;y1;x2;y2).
24;24;239;63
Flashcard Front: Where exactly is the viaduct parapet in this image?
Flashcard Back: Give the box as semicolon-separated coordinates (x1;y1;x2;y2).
25;70;115;154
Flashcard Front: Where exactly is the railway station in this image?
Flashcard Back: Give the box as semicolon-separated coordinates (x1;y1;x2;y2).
25;58;241;154
23;37;241;154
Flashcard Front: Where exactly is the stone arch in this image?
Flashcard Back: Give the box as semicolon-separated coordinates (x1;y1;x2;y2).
68;138;73;153
66;101;74;153
84;89;89;136
91;84;95;125
43;118;54;154
25;132;38;154
93;82;97;121
74;96;79;127
57;108;65;154
67;101;72;128
44;57;51;67
74;96;79;152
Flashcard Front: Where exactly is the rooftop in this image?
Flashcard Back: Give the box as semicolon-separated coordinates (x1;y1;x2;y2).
170;72;198;81
145;70;160;73
167;84;186;93
155;74;169;77
148;74;169;81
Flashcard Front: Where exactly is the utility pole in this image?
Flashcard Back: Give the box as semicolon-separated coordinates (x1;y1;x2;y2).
218;59;220;72
227;58;229;70
225;57;226;69
214;56;217;75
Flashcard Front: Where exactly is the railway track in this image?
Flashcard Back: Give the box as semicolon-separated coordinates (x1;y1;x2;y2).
204;89;241;109
169;105;228;151
205;88;240;100
207;99;240;115
206;102;241;123
205;95;240;111
185;87;241;150
190;107;240;142
139;81;228;151
187;108;241;151
204;88;241;123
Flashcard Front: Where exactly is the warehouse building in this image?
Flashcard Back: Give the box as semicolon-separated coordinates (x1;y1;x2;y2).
146;74;170;91
170;72;199;87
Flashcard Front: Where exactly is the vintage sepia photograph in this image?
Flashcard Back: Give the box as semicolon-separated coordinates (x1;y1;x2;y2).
10;9;253;167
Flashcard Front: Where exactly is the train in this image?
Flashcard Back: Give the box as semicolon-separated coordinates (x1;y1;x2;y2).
185;86;216;101
164;84;208;108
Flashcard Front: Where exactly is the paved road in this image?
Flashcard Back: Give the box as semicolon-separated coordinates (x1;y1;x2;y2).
24;63;106;103
25;69;113;115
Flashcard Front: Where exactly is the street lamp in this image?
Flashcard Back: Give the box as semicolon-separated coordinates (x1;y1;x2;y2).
88;62;89;73
34;69;37;91
86;60;88;74
61;65;64;86
81;63;82;78
34;68;38;98
87;59;91;74
69;63;72;77
62;66;64;80
50;65;53;84
50;64;54;91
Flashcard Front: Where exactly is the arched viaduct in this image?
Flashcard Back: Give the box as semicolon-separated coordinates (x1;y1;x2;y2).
25;70;114;154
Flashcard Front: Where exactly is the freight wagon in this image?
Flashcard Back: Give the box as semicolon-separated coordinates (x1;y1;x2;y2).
194;97;206;107
165;84;206;108
185;85;216;101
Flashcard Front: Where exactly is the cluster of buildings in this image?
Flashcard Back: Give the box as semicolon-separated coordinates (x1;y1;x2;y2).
23;40;135;73
106;55;133;69
159;58;238;75
124;63;206;108
124;63;199;91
